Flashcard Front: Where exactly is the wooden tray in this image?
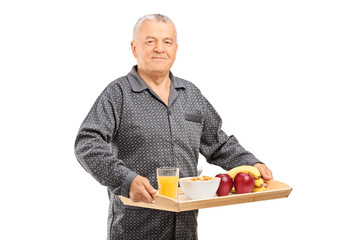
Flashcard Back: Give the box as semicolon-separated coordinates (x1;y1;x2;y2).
119;180;292;212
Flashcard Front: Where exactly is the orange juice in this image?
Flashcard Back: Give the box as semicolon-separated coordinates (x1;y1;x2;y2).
157;176;179;200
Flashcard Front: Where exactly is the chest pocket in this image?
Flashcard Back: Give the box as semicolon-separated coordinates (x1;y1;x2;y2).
184;112;203;152
185;113;203;123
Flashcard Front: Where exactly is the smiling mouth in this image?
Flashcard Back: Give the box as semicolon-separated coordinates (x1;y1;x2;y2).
152;56;168;60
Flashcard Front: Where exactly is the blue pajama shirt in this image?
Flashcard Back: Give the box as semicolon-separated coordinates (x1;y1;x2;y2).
74;66;261;239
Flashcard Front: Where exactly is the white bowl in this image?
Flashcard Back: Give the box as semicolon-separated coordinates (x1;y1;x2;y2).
179;177;220;200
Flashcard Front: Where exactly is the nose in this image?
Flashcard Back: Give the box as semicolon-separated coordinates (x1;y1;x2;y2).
154;42;165;53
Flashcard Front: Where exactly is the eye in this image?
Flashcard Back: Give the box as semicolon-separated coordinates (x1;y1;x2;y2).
145;40;154;45
165;40;173;45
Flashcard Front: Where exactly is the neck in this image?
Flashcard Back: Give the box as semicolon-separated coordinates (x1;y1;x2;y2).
137;68;171;106
137;68;170;90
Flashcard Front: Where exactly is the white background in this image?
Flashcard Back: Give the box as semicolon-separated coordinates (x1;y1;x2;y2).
1;0;359;239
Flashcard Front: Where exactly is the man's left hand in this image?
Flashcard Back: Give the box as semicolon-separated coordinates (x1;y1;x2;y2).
254;163;273;188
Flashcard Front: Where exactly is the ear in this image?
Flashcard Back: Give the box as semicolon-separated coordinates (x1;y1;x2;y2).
131;41;137;58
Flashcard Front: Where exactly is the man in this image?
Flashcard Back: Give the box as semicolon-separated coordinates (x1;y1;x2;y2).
75;14;273;240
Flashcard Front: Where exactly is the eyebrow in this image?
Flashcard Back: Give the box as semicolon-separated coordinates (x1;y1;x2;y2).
145;36;174;42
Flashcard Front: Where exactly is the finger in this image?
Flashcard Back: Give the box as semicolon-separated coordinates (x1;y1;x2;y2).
265;168;273;181
139;179;156;202
140;189;154;203
260;167;273;181
131;187;153;203
129;176;155;203
254;163;271;180
143;179;157;195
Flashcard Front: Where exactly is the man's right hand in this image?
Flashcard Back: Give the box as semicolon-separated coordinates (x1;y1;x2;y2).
128;175;157;203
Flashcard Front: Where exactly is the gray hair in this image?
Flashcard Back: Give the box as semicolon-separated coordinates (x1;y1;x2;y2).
133;14;177;41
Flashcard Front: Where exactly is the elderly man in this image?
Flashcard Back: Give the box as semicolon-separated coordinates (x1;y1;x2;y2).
75;14;273;240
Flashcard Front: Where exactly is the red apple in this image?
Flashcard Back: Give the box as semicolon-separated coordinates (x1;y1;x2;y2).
215;173;233;196
234;172;254;194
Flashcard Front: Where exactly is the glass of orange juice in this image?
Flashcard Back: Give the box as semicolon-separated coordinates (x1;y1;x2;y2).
156;167;179;200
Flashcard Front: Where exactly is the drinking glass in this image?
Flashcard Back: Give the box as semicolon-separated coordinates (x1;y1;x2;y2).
156;167;179;200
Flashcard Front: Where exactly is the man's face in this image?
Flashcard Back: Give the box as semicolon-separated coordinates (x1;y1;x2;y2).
131;20;178;76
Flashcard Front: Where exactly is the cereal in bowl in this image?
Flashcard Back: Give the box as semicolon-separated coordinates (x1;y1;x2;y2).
189;176;215;181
